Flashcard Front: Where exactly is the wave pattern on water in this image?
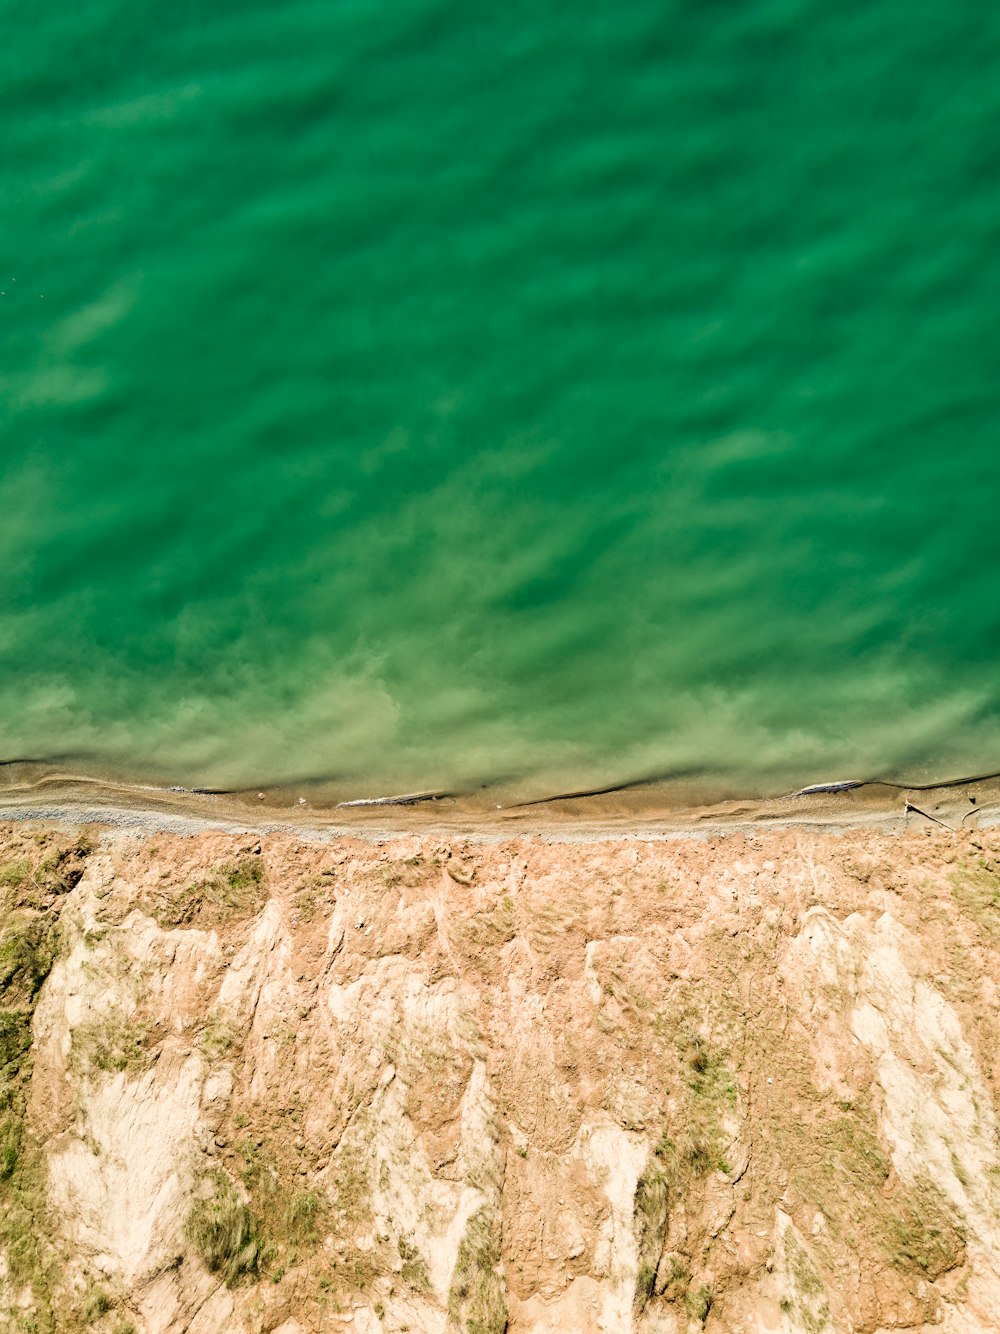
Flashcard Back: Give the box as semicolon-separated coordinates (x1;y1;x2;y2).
3;0;1000;797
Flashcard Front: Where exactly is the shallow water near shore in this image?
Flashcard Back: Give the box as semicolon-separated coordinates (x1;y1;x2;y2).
4;0;1000;797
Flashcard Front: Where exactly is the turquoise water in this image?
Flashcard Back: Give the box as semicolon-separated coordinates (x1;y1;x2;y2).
4;0;1000;797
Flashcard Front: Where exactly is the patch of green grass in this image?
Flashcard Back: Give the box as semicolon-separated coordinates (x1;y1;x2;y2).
222;856;265;893
950;859;1000;936
659;1255;690;1294
684;1284;712;1322
527;899;588;962
199;1011;238;1062
685;1034;737;1106
0;948;58;1322
73;1011;150;1076
186;1168;268;1287
633;1134;672;1310
399;1235;431;1292
784;1231;831;1330
0;1106;58;1328
950;1149;970;1189
293;884;320;922
0;1108;23;1180
0;913;60;1008
153;856;267;928
786;1233;824;1298
635;1259;656;1305
0;1011;34;1075
447;1209;506;1334
454;895;515;958
328;1135;372;1230
0;842;86;1330
886;1181;965;1277
331;1247;381;1290
671;1032;739;1178
654;1034;737;1185
37;836;92;892
0;834;94;913
686;1141;714;1177
631;1031;737;1312
284;1186;322;1248
782;1105;888;1250
0;859;31;889
234;1134;326;1271
295;868;338;921
780;1103;964;1283
80;1284;112;1322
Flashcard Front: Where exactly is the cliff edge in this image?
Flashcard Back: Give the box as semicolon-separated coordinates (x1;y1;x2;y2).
1;823;999;1333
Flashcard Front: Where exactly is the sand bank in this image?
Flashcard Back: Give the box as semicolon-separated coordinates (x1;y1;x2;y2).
1;758;997;840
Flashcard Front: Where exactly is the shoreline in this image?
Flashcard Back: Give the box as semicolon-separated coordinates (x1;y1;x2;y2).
1;760;998;841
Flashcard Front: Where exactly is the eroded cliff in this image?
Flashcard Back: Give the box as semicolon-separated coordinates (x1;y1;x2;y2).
1;822;999;1333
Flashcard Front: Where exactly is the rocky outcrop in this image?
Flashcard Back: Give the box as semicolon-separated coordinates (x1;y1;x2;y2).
1;823;1000;1332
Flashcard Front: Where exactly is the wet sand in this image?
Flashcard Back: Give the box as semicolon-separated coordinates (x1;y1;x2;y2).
1;759;997;841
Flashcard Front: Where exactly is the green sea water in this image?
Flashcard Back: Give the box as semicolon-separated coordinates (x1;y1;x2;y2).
4;0;1000;798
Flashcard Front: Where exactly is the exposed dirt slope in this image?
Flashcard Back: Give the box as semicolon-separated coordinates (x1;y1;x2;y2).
1;823;1000;1333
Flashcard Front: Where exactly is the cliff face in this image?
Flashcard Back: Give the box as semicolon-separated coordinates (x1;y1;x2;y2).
2;823;1000;1333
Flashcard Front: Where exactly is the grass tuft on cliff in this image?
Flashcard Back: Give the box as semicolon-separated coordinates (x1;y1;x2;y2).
447;1208;507;1334
0;831;93;910
72;1010;151;1077
186;1168;268;1286
237;1134;326;1258
950;856;1000;937
634;1132;673;1309
152;855;268;928
0;839;88;1330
